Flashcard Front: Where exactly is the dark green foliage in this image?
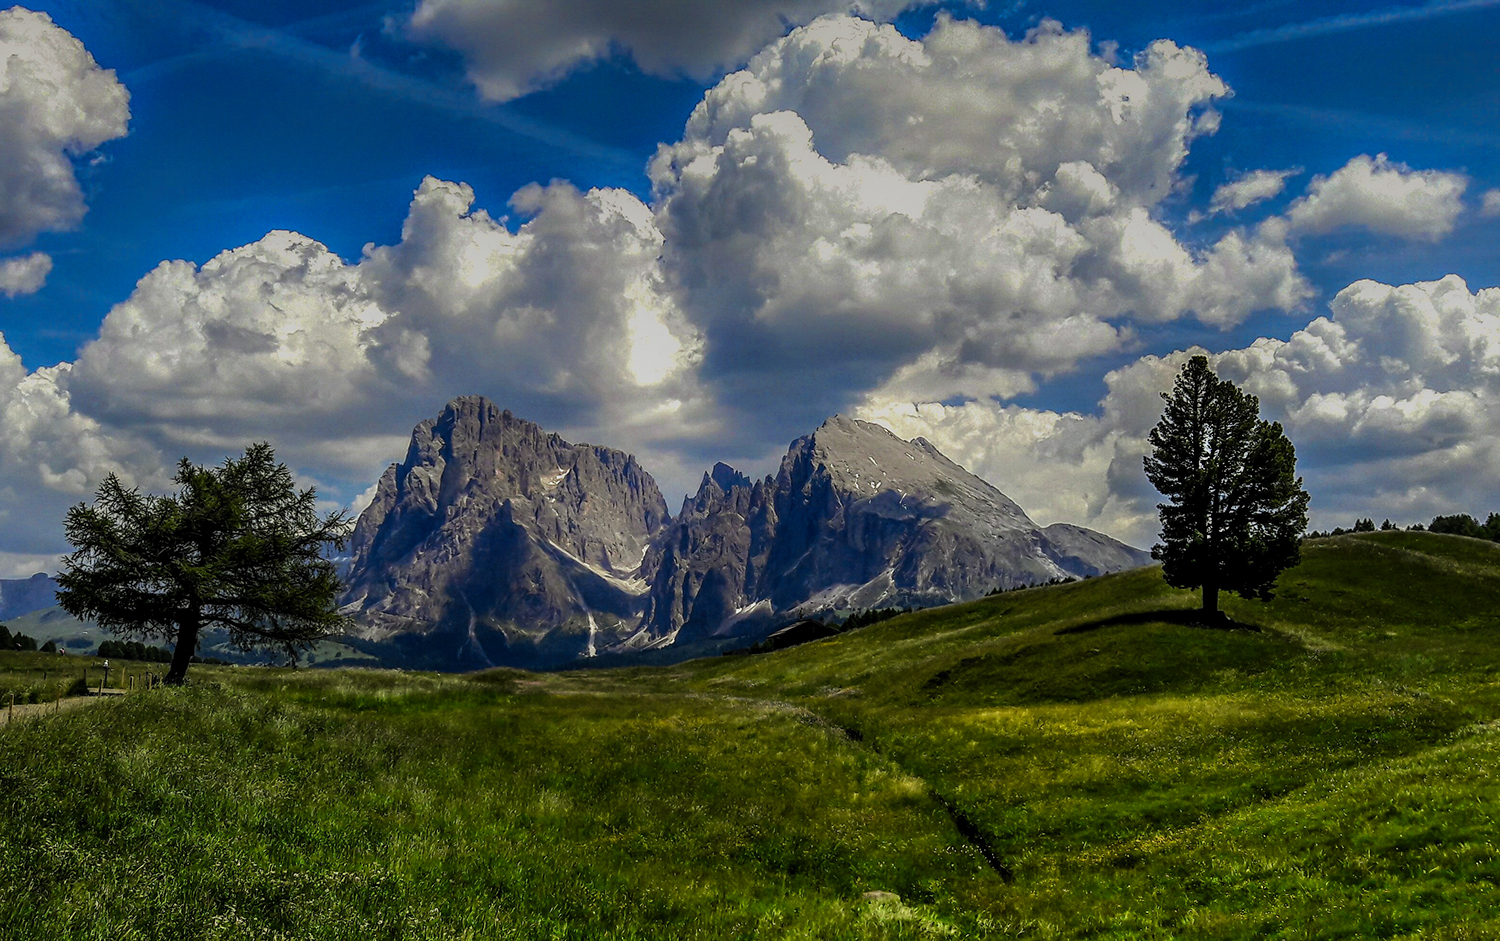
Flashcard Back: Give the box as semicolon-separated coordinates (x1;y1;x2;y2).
96;640;171;662
1486;513;1500;540
1423;510;1500;543
1144;355;1310;617
1307;518;1393;539
1410;511;1500;543
1429;513;1483;538
39;641;56;654
840;606;911;630
0;623;37;651
729;607;916;655
56;443;353;683
1313;516;1377;538
985;576;1076;596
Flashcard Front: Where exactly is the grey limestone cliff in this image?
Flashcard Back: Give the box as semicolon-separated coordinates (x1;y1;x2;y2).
634;416;1152;643
638;463;776;646
340;396;669;666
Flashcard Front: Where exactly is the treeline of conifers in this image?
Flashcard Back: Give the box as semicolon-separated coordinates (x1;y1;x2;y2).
95;639;173;662
0;623;43;651
0;625;177;662
1307;512;1500;541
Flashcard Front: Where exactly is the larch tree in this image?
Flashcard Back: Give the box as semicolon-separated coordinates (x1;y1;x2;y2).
56;443;353;683
1143;355;1310;620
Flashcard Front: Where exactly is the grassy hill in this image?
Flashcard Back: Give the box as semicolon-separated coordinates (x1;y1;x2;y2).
2;531;1498;938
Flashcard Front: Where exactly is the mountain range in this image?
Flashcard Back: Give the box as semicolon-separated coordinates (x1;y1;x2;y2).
337;396;1150;668
5;396;1150;669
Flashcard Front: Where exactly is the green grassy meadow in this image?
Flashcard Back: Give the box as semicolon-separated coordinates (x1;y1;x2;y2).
3;531;1499;938
0;649;149;704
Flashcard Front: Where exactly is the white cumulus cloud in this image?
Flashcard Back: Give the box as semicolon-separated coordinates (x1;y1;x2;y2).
0;333;168;561
406;0;921;101
64;175;706;492
1284;153;1467;240
0;7;129;248
1481;189;1500;218
0;251;50;297
0;10;151;568
652;15;1310;439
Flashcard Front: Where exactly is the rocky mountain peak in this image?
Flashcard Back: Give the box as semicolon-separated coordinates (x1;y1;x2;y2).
341;396;670;662
781;415;1033;531
709;461;751;494
642;414;1149;642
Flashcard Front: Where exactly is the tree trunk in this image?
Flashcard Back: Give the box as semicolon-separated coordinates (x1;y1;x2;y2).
1202;581;1220;621
165;613;200;685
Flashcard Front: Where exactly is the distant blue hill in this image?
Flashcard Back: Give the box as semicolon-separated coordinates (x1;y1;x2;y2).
0;573;58;621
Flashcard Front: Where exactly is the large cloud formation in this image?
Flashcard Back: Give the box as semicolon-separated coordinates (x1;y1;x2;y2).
652;16;1309;438
0;6;129;247
2;173;709;573
859;275;1500;545
0;8;138;574
66;177;705;483
406;0;919;101
3;11;1494;575
56;15;1314;491
0;333;165;571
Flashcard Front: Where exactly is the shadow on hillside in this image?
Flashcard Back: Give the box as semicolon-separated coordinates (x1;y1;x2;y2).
1055;608;1262;636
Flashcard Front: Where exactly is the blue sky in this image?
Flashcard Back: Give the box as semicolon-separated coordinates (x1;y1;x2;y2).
12;0;1500;376
2;0;1500;572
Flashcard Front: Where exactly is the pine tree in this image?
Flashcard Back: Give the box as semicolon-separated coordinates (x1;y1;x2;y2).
1482;513;1500;542
1144;356;1310;620
56;444;352;683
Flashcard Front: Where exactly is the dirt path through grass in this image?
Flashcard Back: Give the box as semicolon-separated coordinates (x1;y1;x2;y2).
0;695;104;727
